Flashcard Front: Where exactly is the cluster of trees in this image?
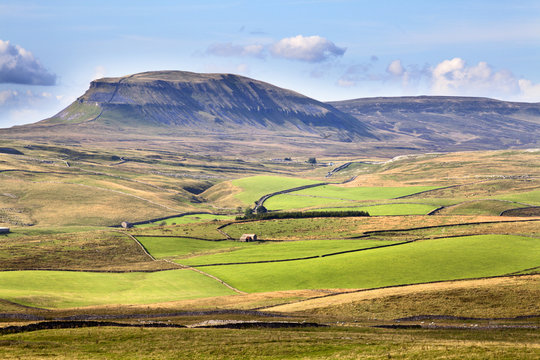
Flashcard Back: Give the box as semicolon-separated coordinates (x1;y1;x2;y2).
236;209;369;221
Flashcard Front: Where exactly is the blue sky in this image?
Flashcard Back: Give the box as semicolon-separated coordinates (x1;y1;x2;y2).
1;0;540;127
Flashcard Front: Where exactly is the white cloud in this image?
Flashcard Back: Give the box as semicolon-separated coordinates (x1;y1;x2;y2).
386;59;404;76
0;39;56;85
518;79;540;102
270;35;346;62
431;57;519;96
205;35;345;63
336;57;540;102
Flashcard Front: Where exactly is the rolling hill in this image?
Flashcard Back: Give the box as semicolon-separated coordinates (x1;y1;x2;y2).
329;96;540;151
1;71;539;156
28;71;373;142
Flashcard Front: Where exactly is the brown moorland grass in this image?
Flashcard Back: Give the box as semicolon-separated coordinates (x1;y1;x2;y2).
343;150;540;187
222;215;537;240
0;230;164;271
0;324;538;359
267;275;540;317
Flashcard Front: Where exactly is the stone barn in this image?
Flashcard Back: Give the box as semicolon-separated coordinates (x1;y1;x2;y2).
239;234;257;242
0;227;10;234
121;221;133;229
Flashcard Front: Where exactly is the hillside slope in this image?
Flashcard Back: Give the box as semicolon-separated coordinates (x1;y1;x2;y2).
38;71;373;142
329;96;540;151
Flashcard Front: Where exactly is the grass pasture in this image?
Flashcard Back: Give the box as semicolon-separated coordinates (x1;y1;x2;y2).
231;175;321;206
315;203;439;215
200;235;540;293
181;239;397;266
437;199;527;216
264;185;441;211
1;147;540;358
0;270;236;309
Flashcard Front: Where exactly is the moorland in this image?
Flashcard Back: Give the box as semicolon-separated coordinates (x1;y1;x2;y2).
0;71;539;359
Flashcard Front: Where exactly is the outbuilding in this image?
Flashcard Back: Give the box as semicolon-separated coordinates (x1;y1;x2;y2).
239;234;257;242
121;221;133;229
0;227;10;234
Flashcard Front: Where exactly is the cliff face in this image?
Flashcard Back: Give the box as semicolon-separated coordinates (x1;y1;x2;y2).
44;71;373;141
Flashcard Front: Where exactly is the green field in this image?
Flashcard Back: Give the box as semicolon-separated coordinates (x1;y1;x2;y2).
438;200;526;216
180;239;396;266
200;235;540;292
0;270;235;308
498;189;540;205
265;185;441;210
231;175;321;205
315;203;439;215
291;185;440;200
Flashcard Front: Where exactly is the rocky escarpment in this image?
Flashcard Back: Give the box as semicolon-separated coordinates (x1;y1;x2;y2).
42;71;374;141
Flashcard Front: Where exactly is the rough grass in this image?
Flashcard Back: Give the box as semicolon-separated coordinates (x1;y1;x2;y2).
231;175;321;206
135;214;235;227
222;215;518;240
131;221;227;240
200;235;540;292
135;236;251;260
0;231;154;271
0;326;538;359
276;276;540;320
0;270;236;308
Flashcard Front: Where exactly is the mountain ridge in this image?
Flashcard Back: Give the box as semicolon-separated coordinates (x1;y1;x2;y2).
40;70;373;142
2;70;539;156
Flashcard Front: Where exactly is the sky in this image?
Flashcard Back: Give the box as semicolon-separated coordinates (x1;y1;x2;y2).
1;0;540;127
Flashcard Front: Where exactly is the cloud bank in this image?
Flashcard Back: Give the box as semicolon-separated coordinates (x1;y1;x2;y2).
0;40;56;85
338;57;540;101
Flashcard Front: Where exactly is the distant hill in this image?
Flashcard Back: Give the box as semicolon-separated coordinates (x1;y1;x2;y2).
328;96;540;151
35;71;373;142
2;71;539;156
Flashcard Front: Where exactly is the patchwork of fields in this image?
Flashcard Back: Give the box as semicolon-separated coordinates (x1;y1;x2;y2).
1;147;539;358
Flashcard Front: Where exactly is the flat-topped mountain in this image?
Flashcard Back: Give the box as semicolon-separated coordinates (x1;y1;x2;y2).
37;71;373;142
328;96;540;150
2;71;539;156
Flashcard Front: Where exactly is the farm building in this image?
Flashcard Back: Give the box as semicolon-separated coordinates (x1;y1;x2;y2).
0;227;10;234
239;234;257;242
121;221;133;229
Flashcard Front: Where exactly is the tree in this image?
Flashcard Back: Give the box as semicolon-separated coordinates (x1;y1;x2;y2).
307;157;317;164
244;207;253;216
256;205;267;214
